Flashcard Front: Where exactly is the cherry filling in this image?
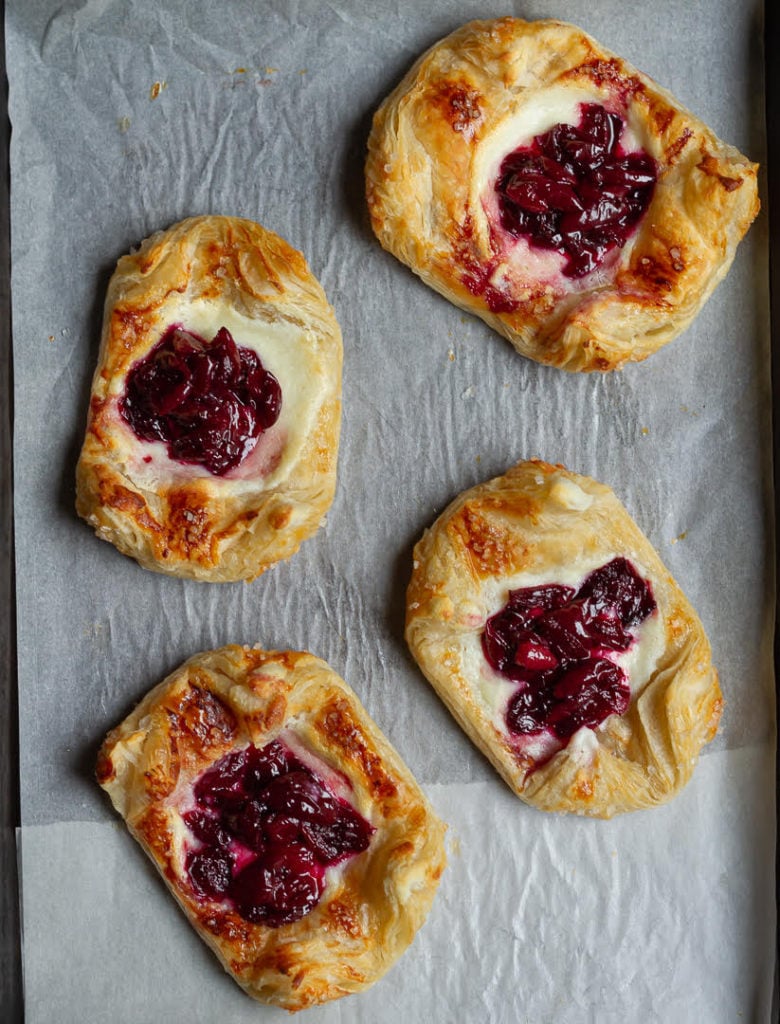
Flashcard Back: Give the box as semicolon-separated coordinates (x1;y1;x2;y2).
182;740;374;927
120;324;282;475
482;558;656;743
495;103;657;278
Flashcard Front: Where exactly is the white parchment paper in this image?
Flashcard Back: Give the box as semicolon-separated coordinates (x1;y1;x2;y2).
8;0;776;1020
18;749;778;1024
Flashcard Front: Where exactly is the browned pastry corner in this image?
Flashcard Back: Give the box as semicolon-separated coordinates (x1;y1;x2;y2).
76;216;342;581
366;18;758;371
406;461;722;817
97;646;447;1011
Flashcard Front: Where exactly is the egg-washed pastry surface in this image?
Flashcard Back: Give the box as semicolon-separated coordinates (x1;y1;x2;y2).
366;17;758;372
406;461;722;818
76;216;342;581
97;646;446;1011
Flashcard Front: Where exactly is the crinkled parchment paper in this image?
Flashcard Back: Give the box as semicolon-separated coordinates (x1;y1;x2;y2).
8;0;776;1020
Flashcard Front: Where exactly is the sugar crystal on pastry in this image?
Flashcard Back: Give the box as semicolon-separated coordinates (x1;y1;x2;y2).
97;646;446;1011
366;18;759;371
406;461;722;817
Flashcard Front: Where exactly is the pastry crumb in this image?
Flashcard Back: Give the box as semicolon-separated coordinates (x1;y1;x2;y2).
149;80;167;100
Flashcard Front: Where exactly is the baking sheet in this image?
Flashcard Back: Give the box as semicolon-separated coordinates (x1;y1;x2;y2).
7;0;775;1020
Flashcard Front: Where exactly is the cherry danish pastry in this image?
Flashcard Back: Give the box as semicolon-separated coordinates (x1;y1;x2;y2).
366;18;758;371
97;646;446;1010
76;216;342;581
405;461;722;817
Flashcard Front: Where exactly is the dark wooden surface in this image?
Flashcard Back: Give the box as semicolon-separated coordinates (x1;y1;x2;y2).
766;0;780;1019
1;0;22;1017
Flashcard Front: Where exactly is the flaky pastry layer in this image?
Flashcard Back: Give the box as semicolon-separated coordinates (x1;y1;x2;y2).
76;215;342;581
97;645;446;1011
406;461;722;817
366;17;759;371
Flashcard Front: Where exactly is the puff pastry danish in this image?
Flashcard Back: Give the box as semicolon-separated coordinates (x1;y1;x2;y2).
97;646;446;1011
76;216;342;581
366;18;759;371
406;461;722;817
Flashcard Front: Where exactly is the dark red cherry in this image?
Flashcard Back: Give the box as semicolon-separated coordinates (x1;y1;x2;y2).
582;605;632;651
504;174;582;214
263;813;304;851
229;847;324;926
513;636;559;672
186;846;234;899
577;557;657;626
182;810;231;848
546;659;630;738
260;771;339;823
300;807;374;864
193;749;249;810
244;740;293;792
226;799;269;854
536;604;592;662
481;614;516;672
507;583;575;616
506;684;550;735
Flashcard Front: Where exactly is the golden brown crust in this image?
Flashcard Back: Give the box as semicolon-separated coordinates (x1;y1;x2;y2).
76;216;343;581
97;646;447;1011
405;461;722;817
366;18;759;372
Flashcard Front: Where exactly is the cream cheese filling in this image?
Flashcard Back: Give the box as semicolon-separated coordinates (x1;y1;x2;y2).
458;554;666;754
472;84;649;293
105;296;331;494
